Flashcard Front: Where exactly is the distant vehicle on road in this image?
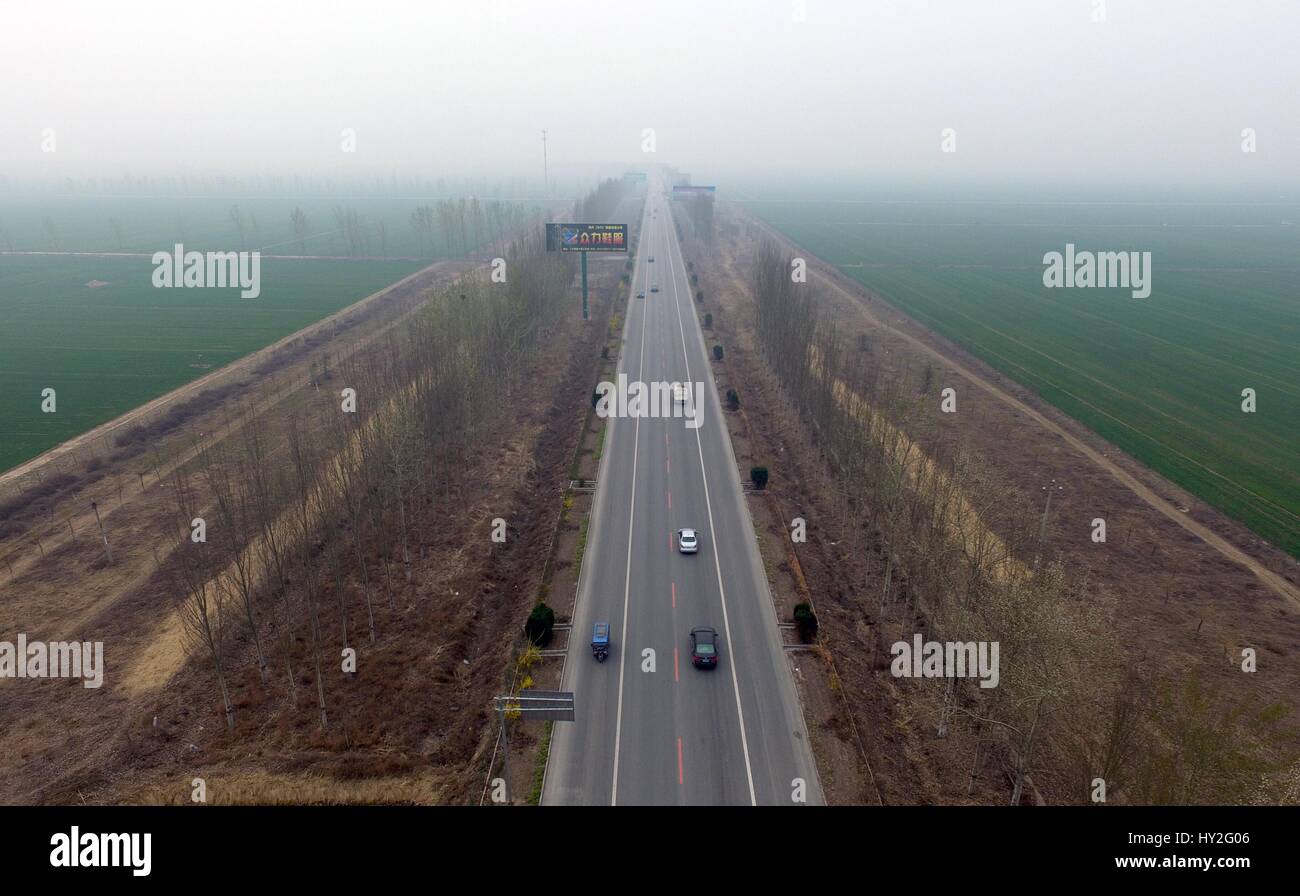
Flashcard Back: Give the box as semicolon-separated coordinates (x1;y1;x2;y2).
690;627;719;669
636;290;645;299
672;382;688;403
648;256;655;262
678;527;698;553
650;285;659;293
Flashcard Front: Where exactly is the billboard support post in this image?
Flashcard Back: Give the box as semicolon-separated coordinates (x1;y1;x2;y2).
581;252;589;320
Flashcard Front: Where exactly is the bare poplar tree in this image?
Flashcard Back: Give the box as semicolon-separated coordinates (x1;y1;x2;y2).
200;436;268;684
290;207;309;254
169;469;235;729
286;413;329;728
229;205;246;248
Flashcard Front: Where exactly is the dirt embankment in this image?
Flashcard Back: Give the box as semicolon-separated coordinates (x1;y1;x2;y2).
686;205;1300;804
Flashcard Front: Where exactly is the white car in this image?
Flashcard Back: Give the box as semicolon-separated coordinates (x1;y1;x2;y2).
672;382;689;404
678;528;699;554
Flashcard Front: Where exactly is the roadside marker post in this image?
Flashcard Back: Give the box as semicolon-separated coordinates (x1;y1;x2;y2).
491;690;574;804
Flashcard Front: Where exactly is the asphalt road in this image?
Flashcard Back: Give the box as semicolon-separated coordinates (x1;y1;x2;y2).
541;182;823;806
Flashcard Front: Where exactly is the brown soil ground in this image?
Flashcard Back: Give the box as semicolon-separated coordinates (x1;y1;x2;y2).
677;205;1300;804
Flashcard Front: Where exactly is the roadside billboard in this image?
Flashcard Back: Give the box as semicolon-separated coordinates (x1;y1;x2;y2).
546;222;628;253
672;185;716;198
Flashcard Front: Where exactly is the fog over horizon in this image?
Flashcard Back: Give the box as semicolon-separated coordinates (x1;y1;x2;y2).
3;0;1298;194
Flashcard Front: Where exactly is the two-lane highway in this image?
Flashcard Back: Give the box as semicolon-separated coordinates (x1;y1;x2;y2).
542;182;822;806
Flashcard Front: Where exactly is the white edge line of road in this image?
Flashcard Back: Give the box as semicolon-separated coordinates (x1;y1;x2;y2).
609;202;654;806
664;201;758;805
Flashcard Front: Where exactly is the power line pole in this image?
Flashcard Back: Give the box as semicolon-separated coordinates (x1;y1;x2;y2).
91;499;112;565
1035;479;1062;568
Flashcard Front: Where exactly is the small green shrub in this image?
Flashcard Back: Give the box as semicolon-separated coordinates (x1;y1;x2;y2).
793;603;818;643
525;602;556;646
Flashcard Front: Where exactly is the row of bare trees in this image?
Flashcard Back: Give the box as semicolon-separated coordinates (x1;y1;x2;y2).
10;199;528;258
679;196;715;244
410;198;525;257
747;241;1295;804
575;178;626;223
286;198;533;258
160;196;595;732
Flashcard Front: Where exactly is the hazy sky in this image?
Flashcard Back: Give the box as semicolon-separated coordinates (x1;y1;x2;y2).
2;0;1297;187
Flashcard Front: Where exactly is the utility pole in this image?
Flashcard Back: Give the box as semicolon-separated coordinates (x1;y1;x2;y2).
541;129;548;195
1035;479;1062;567
91;499;112;565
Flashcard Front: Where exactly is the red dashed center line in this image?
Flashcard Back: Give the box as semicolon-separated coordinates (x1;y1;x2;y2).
674;646;680;682
677;737;684;786
671;581;676;608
